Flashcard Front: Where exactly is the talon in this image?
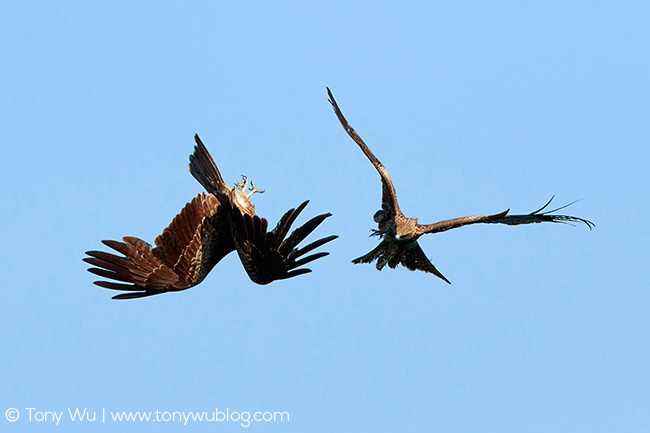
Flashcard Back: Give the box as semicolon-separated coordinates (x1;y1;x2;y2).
246;180;265;198
236;175;249;191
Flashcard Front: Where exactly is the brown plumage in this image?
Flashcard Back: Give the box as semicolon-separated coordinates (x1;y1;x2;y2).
327;87;593;284
84;135;337;299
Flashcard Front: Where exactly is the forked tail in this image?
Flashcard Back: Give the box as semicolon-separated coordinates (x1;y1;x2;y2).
189;134;228;196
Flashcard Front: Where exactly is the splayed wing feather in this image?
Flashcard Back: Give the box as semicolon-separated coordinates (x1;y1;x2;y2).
112;291;163;300
284;268;312;279
291;252;330;269
289;235;339;260
84;193;233;299
416;197;594;235
279;213;333;257
270;201;309;249
231;202;337;285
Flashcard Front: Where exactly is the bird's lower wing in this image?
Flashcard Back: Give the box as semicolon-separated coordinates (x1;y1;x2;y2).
230;201;338;285
84;193;234;299
352;240;389;266
416;196;594;235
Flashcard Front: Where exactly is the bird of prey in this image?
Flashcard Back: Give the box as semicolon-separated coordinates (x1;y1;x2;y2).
84;135;337;299
327;88;593;284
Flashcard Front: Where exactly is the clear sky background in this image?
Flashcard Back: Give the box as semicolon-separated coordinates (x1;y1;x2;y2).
2;1;649;432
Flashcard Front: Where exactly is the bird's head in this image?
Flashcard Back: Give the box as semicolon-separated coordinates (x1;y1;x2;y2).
373;209;389;224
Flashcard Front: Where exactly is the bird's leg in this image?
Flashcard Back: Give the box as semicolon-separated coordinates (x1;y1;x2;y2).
235;175;248;191
246;180;265;198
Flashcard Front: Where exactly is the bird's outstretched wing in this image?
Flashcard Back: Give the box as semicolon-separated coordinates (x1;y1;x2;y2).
415;196;594;236
84;193;234;299
327;87;402;218
352;239;451;284
229;200;338;285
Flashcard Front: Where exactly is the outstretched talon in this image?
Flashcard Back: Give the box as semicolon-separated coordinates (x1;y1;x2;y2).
236;175;249;191
246;181;265;198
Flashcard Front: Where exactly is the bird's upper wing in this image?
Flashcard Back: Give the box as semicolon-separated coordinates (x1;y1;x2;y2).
84;193;235;299
229;200;338;285
327;88;402;217
415;196;594;236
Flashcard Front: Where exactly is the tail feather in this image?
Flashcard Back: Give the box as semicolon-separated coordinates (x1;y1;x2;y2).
189;134;228;195
399;242;451;284
353;239;451;283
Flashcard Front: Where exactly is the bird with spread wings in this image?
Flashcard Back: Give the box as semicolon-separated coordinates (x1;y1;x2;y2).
83;135;337;299
327;88;593;284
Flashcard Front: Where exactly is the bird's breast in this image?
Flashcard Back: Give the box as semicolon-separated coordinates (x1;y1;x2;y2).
232;189;256;216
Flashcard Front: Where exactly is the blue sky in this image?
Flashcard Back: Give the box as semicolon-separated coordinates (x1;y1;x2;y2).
2;1;649;432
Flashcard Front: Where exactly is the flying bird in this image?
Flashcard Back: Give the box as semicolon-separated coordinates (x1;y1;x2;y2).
84;135;337;299
327;87;593;284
